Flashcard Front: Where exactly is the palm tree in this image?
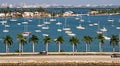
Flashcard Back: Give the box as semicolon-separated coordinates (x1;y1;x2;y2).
43;36;52;52
3;35;13;53
110;34;119;52
29;35;39;52
20;38;27;52
83;35;93;52
16;33;24;52
95;34;105;52
69;36;80;55
55;35;64;52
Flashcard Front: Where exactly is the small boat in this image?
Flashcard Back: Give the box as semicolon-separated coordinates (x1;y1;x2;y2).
3;30;9;32
103;36;110;40
100;27;107;32
75;18;79;20
65;31;72;34
35;30;41;32
56;22;62;25
89;24;94;26
5;25;10;27
17;23;21;25
22;32;32;36
108;19;114;22
50;19;56;22
67;33;76;36
37;24;43;27
57;29;62;32
76;24;85;30
116;27;120;29
10;18;17;22
63;28;71;31
22;22;28;24
42;34;49;36
42;26;49;30
44;22;50;24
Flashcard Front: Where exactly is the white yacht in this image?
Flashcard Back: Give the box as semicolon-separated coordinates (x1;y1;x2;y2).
57;29;62;32
50;19;56;22
76;24;85;30
103;36;110;40
3;30;9;33
35;30;41;32
10;18;17;22
44;21;50;24
42;34;49;36
42;26;49;30
100;27;107;32
56;22;62;25
22;32;32;37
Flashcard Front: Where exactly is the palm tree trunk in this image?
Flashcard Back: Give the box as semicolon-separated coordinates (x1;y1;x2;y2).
32;43;35;52
86;43;88;52
99;42;102;52
19;43;21;52
72;44;74;55
46;43;48;52
88;44;90;52
113;47;115;52
58;42;61;52
6;44;8;53
22;44;23;53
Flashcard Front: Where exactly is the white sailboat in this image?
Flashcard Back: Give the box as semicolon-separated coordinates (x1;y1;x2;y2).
42;25;49;30
22;21;32;37
100;27;107;32
107;14;114;22
76;24;85;30
63;17;71;31
96;22;102;34
10;18;17;22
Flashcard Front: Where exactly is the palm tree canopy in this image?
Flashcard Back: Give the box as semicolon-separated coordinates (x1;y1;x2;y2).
3;35;13;45
16;33;23;40
110;34;119;47
69;36;80;46
95;34;105;44
29;35;39;44
43;36;52;44
83;35;93;44
55;35;64;44
20;38;27;45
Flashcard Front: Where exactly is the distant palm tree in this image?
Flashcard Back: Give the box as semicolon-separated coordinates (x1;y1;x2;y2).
43;36;52;52
95;34;105;52
16;33;24;52
29;35;39;52
69;36;80;55
110;34;119;52
20;38;27;52
55;35;64;52
3;35;13;53
83;35;93;52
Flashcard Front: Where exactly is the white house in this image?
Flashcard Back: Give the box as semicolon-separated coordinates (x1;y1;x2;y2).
0;13;5;17
22;12;33;17
63;11;73;16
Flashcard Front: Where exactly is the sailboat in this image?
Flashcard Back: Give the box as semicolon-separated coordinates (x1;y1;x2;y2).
22;21;32;37
107;14;114;22
96;22;102;34
76;24;85;30
63;17;71;31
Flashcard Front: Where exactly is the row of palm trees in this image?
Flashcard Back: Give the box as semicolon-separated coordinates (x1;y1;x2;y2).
2;33;119;53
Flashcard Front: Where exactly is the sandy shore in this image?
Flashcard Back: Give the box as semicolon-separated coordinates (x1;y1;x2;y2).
0;55;120;63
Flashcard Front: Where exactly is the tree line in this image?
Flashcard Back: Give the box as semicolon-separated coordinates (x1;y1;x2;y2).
2;33;119;53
